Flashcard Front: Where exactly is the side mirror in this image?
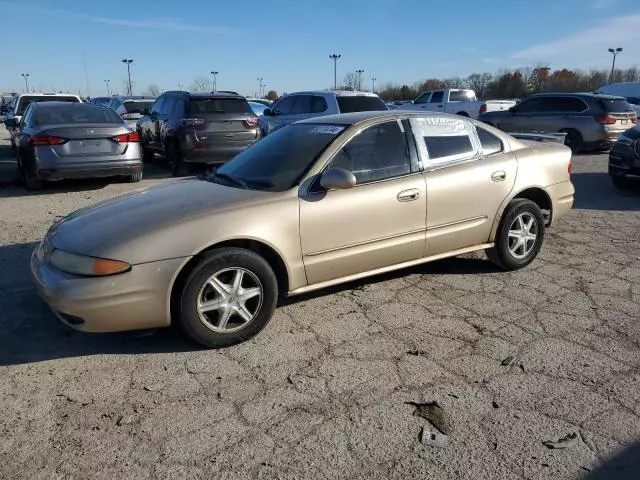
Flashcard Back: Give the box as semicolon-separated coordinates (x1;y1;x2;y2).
263;108;273;116
320;168;356;190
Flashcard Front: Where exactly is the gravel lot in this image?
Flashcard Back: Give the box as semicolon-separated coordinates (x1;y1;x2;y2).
1;125;639;480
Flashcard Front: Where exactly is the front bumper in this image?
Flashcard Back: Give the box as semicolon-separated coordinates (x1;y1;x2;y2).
31;247;187;332
36;159;142;180
609;142;640;177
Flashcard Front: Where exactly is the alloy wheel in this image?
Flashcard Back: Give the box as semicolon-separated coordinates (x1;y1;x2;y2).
507;212;538;259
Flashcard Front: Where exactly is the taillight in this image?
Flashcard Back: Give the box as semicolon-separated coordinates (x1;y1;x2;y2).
568;160;572;175
180;118;207;127
631;116;637;124
112;132;140;143
479;104;487;114
244;117;259;128
595;114;617;125
31;135;67;146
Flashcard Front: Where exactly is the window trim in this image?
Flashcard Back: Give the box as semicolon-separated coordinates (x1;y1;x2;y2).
309;118;419;193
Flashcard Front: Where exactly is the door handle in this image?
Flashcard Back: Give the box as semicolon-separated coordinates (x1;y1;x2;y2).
491;170;506;182
397;189;420;201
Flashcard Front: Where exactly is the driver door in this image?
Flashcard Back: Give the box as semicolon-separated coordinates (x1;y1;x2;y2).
299;119;426;285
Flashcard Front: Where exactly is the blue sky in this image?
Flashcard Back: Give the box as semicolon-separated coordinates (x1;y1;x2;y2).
2;0;639;97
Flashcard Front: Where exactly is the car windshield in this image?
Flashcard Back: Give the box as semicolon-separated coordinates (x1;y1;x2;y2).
336;96;388;113
33;105;123;125
123;100;153;114
209;123;346;192
17;96;79;115
189;98;252;114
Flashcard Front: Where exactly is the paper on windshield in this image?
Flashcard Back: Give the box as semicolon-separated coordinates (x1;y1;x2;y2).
310;125;345;135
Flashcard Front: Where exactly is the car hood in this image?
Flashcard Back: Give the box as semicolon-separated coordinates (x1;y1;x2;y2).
49;177;271;262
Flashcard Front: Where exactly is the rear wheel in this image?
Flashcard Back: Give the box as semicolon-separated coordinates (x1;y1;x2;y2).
23;169;43;191
561;129;583;154
486;199;545;270
166;141;188;177
177;248;278;348
456;111;469;117
128;170;143;183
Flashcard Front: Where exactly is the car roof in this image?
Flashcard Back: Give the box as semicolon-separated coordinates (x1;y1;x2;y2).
163;91;244;99
17;93;81;98
527;92;626;100
284;90;381;98
297;110;454;125
31;101;96;109
112;95;155;100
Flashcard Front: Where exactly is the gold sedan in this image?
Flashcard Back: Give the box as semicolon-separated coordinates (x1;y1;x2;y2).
31;112;575;347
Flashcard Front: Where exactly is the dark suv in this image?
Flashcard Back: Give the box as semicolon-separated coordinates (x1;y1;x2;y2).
479;93;636;152
137;91;260;176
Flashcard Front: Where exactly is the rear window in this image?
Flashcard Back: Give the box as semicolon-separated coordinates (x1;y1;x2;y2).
600;98;634;113
424;135;474;160
17;96;79;115
123;100;153;114
449;90;477;102
336;96;388;113
189;98;252;115
33;105;123;125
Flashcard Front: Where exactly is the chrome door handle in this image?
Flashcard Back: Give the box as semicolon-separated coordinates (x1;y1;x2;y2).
491;171;506;182
397;189;420;201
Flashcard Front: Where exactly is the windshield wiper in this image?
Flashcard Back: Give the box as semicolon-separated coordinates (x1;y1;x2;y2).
212;171;247;189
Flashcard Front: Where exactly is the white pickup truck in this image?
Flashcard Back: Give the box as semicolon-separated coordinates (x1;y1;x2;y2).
394;88;516;119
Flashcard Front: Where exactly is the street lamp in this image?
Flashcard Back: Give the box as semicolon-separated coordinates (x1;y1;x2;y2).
104;79;111;96
178;83;184;91
21;73;30;93
121;59;133;95
210;71;218;92
608;47;623;82
371;77;377;93
356;69;364;91
329;53;341;89
257;77;265;97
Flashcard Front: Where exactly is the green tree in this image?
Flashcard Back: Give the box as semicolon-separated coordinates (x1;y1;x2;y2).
265;90;279;101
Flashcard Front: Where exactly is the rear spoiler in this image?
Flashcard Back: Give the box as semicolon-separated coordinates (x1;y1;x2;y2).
508;132;567;144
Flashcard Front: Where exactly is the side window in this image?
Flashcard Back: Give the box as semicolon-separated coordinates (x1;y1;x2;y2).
414;92;431;104
626;97;640;105
325;120;412;185
513;98;539;114
423;135;475;163
430;91;444;103
292;95;313;114
311;96;328;113
536;97;586;113
273;96;295;115
161;97;175;116
476;127;503;156
150;97;165;115
22;105;34;127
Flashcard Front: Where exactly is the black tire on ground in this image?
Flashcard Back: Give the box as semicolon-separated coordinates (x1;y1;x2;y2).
456;111;469;117
166;141;188;177
486;198;545;271
611;175;632;190
23;170;43;191
141;138;154;162
128;170;143;183
177;248;279;348
561;129;583;154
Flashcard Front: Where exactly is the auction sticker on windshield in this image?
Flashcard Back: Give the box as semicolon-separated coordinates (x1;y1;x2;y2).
310;125;345;135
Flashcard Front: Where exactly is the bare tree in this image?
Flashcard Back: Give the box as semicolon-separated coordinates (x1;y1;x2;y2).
342;72;358;90
190;76;210;92
146;84;161;97
466;73;493;98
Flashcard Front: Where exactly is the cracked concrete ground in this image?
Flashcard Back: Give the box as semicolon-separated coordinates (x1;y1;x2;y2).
1;125;639;479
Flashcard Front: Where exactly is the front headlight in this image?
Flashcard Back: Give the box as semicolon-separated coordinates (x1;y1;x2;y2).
49;249;131;277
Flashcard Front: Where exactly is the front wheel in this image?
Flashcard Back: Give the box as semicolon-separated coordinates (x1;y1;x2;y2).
486;199;545;270
561;129;583;154
166;141;188;177
177;248;278;348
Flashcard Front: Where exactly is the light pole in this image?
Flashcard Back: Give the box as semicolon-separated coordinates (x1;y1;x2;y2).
210;71;218;92
21;73;30;93
371;77;377;93
329;53;341;89
121;59;133;95
257;77;265;97
178;83;184;91
104;79;111;96
608;47;623;82
356;69;364;91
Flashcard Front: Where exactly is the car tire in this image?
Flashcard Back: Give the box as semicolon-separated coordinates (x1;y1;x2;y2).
141;136;154;162
456;111;469;117
177;248;278;348
167;141;188;177
486;198;545;271
23;170;43;191
561;129;583;154
611;175;632;190
128;170;143;183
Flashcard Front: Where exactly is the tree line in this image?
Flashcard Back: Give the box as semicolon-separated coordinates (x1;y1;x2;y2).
364;66;640;101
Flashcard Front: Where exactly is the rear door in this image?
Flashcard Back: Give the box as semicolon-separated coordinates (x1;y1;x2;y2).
495;97;541;131
266;95;296;133
188;97;258;145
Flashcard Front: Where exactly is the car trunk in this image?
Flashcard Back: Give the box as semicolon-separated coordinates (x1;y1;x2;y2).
37;124;132;161
599;98;637;131
188;98;258;144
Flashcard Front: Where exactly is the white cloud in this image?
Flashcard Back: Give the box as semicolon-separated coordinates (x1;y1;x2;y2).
460;47;478;53
591;0;618;9
511;14;640;67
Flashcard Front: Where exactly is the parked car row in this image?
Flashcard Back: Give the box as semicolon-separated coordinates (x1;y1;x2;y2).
393;88;516;118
